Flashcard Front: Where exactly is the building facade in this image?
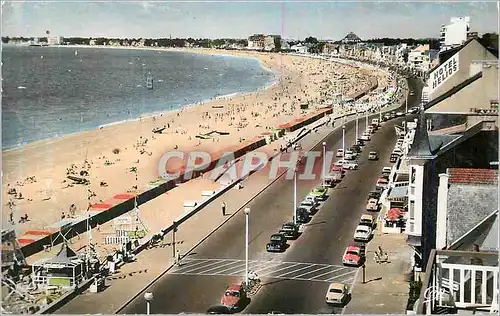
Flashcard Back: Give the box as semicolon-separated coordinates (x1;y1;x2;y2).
440;16;472;53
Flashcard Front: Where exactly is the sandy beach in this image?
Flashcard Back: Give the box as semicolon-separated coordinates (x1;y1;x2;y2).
2;47;392;237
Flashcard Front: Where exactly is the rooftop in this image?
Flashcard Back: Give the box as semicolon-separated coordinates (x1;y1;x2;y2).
448;168;498;184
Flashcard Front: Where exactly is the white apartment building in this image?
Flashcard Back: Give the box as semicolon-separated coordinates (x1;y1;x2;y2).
440;16;471;53
408;44;431;72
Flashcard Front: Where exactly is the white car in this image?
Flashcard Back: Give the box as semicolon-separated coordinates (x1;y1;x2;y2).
353;225;372;242
359;133;371;141
344;150;356;160
366;198;379;211
300;199;317;214
396;111;404;117
325;283;349;305
392;148;403;156
304;195;320;207
336;149;344;157
382;167;392;174
334;160;358;170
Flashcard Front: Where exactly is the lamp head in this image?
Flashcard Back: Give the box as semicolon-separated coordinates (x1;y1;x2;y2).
144;292;154;302
244;207;250;215
322;142;326;146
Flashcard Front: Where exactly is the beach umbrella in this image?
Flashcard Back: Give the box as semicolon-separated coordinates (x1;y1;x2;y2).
385;208;404;221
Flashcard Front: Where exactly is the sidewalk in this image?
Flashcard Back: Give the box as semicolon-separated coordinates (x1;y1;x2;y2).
343;232;412;314
55;114;336;314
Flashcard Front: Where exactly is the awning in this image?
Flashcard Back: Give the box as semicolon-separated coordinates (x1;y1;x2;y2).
406;235;421;247
385;208;404;220
386;185;408;202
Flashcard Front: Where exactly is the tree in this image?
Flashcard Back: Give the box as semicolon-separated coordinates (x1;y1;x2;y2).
2;36;9;43
304;36;318;44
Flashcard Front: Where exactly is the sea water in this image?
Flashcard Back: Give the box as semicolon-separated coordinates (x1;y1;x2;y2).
2;45;276;150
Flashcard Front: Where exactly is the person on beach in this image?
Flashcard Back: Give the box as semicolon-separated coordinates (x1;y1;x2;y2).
176;249;182;267
222;202;227;216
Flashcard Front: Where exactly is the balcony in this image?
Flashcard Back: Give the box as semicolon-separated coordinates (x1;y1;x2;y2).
417;250;499;314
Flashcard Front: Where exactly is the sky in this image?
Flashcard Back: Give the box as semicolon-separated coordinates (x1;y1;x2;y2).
2;1;499;40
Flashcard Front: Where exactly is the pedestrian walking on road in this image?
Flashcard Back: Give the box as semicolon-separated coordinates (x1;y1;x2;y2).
176;249;182;267
222;202;227;216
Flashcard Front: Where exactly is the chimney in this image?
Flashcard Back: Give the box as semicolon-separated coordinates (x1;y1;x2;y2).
436;172;450;249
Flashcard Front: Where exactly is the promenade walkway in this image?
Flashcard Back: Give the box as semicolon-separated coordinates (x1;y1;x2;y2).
55;111;337;314
343;232;412;314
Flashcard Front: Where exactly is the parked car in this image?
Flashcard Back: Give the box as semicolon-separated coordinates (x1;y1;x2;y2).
336;149;344;157
304;195;320;207
356;139;365;147
324;170;343;187
325;283;349;306
353;225;372;242
360;132;371;141
266;234;287;252
344;149;356;160
310;185;328;200
368;151;379;160
342;244;365;266
372;118;380;126
351;144;362;154
220;284;247;311
207;305;232;314
410;91;415;96
382;167;392;174
383;114;391;121
396;111;404;117
334;160;358;170
295;207;310;224
279;222;300;240
300;199;317;214
366;198;379;211
368;187;383;200
392;148;403;156
376;177;389;189
359;214;375;228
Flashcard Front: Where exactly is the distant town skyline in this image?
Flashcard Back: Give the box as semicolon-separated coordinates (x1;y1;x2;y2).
2;1;498;40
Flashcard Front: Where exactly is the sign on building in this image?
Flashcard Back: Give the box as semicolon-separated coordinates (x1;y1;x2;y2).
429;53;459;92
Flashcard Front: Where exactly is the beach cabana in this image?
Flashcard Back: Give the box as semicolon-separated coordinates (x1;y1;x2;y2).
32;243;85;289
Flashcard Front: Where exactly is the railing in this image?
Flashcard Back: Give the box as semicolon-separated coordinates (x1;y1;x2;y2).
418;249;499;314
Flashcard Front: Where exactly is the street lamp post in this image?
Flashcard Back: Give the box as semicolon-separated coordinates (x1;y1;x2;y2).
144;292;153;315
342;125;346;159
244;208;250;286
322;142;326;180
365;111;369;131
293;168;297;224
355;112;359;140
405;90;409;135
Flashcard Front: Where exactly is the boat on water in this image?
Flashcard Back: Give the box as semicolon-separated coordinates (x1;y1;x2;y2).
146;72;154;90
75;50;78;56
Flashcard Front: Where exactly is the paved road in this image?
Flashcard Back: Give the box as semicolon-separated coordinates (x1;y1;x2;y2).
121;78;422;314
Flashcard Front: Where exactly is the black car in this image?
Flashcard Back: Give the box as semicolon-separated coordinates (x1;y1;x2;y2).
350;145;362;154
207;305;232;314
368;189;383;200
356;139;365;147
279;222;300;240
295;207;310;224
266;234;287;252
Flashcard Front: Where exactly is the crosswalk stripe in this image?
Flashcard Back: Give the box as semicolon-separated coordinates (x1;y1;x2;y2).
195;260;242;275
276;264;317;278
325;270;356;282
260;263;301;277
252;261;284;274
178;259;225;274
310;267;347;280
291;265;332;279
212;262;247;275
172;259;212;273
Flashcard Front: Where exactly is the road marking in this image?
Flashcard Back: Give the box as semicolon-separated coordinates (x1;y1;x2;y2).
291;265;331;279
171;259;212;273
168;258;356;283
252;261;284;274
275;264;315;278
194;260;241;275
310;267;347;280
174;259;224;274
260;263;301;277
325;270;357;282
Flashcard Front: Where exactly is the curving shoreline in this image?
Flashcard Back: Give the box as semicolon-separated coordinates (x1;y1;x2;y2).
2;47;390;236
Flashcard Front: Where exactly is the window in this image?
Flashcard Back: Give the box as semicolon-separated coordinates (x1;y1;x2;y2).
409;201;415;219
